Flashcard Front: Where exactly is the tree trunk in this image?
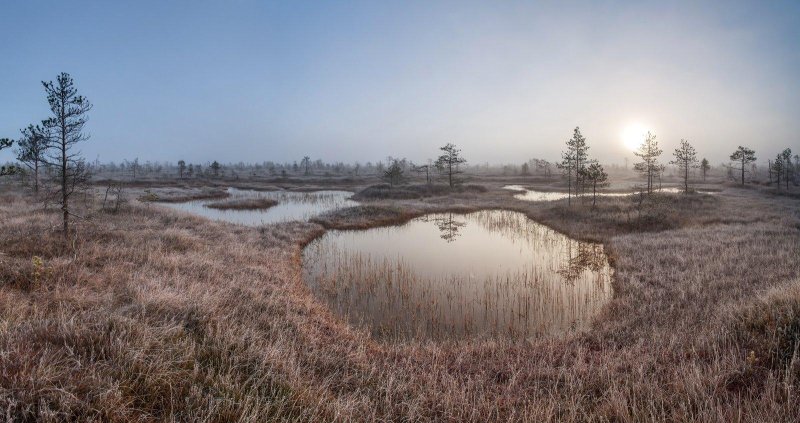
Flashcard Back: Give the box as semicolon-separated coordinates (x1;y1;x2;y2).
741;159;745;185
592;183;596;206
786;165;790;189
34;160;39;193
448;162;453;187
684;161;689;193
61;103;69;238
768;160;772;184
61;139;68;237
567;166;572;206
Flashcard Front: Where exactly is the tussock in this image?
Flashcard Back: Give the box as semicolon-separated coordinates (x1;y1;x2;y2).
205;198;279;210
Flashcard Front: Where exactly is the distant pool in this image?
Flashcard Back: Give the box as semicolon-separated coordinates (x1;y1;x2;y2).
161;188;357;225
504;185;713;202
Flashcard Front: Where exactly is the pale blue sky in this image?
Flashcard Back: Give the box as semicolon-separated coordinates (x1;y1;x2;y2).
1;1;798;165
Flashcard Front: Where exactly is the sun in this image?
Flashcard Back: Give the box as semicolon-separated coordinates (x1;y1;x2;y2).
621;123;649;151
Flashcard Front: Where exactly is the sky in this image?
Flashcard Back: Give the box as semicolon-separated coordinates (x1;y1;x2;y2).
1;0;799;166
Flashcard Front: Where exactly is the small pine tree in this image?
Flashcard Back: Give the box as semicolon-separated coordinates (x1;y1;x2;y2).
557;149;576;206
582;162;608;206
700;158;710;182
16;124;49;192
771;153;784;188
210;161;221;177
383;159;405;187
729;146;756;185
670;139;699;193
781;148;792;189
41;72;93;237
633;131;663;194
130;158;139;179
435;143;467;187
566;127;590;194
0;138;17;176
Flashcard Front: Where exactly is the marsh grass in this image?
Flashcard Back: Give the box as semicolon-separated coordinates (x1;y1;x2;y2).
354;183;488;200
146;187;231;203
0;182;799;421
205;197;279;210
303;210;613;340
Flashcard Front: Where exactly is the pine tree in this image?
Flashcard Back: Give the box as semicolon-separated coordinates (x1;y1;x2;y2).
0;138;17;176
633;131;663;194
16;124;50;192
781;148;792;189
557;149;576;206
670;139;698;193
41;72;93;237
582;162;608;206
383;159;405;187
566;127;589;194
729;146;756;185
700;158;710;182
771;153;784;188
435;143;467;187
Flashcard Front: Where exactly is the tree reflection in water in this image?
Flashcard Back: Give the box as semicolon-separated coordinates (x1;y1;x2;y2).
557;243;608;282
431;213;466;242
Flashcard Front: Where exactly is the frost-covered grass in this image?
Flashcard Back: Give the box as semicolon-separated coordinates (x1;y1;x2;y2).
0;181;798;421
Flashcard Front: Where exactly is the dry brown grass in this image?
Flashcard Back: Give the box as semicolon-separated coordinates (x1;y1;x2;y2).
0;182;799;421
144;187;231;203
205;198;279;210
354;183;488;200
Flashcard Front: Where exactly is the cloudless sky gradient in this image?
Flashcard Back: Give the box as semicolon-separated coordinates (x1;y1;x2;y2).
1;0;799;165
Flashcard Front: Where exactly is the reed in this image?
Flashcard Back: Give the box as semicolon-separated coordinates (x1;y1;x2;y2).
303;210;613;341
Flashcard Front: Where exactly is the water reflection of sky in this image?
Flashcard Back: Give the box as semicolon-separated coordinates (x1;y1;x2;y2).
504;185;712;202
303;210;613;341
160;187;357;225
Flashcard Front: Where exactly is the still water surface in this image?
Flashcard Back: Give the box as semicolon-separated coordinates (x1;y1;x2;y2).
504;185;711;202
161;188;357;225
302;210;613;340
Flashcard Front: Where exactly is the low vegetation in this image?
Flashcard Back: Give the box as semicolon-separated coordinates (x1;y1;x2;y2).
354;183;487;200
144;187;230;203
1;179;799;421
205;197;278;210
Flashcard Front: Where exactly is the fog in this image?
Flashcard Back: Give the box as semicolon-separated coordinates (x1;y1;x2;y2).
1;1;798;165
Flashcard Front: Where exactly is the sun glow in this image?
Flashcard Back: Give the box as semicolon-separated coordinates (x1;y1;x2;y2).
621;123;650;151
